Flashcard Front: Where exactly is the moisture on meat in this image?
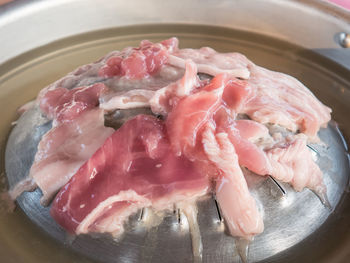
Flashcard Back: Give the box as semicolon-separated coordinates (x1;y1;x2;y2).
11;37;332;245
266;134;327;197
168;47;251;79
202;129;264;238
12;83;114;204
51;115;209;235
242;65;331;141
30;108;114;205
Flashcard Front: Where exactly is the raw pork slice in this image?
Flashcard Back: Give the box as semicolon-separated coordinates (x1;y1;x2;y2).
100;89;155;111
150;60;200;116
51;115;209;235
166;73;227;157
98;38;177;79
29;108;114;204
225;121;271;176
164;74;266;238
37;38;185;114
202;127;264;238
168;47;251;79
242;65;331;140
165;73;270;177
39;83;108;122
266;134;327;197
11;83;114;204
11;37;333;244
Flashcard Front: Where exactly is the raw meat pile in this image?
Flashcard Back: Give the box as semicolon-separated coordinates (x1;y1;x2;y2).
11;38;331;242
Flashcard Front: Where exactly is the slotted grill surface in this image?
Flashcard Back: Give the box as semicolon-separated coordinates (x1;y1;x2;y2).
5;106;348;263
3;27;350;263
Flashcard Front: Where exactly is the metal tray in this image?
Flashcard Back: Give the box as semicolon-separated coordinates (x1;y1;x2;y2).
0;1;349;262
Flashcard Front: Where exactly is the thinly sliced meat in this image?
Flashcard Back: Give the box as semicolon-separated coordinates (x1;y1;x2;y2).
242;66;331;140
202;128;263;239
12;83;113;203
166;74;228;157
100;89;155;111
100;61;201;113
13;37;333;243
150;60;200;115
266;134;326;195
168;47;250;79
164;75;266;239
37;38;182;113
29;109;114;204
77;191;151;235
226;125;271;176
39;83;108;122
234;120;269;142
221;79;252;112
51;115;209;235
9;177;37;200
99;38;178;79
214;109;271;176
165;74;270;176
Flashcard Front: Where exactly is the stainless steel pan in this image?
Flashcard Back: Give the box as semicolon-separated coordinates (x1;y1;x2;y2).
0;1;349;262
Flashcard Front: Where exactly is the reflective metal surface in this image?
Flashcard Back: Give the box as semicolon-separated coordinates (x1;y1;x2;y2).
0;1;350;263
5;104;350;263
1;0;350;65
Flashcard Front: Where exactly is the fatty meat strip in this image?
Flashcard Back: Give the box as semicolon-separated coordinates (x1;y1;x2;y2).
266;134;328;203
241;65;331;141
202;127;264;238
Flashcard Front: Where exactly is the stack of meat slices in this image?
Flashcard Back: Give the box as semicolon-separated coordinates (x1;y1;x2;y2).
11;38;331;242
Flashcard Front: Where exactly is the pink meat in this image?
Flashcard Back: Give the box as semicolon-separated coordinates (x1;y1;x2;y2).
27;83;114;204
202;128;264;238
51;115;209;235
242;66;331;140
98;38;178;79
168;47;251;79
35;38;183;115
165;75;266;238
100;61;201;113
221;79;252;113
266;134;326;195
165;74;269;177
166;74;227;157
100;89;155;111
29;109;114;204
226;124;271;176
15;37;333;242
233;120;269;141
39;83;108;122
150;60;200;115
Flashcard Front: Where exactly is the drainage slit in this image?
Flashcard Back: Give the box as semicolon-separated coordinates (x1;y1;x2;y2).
177;208;182;224
138;208;144;221
269;176;286;195
307;144;319;155
213;196;223;222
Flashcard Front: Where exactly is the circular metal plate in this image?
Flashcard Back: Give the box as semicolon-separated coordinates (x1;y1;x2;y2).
0;1;350;263
1;25;350;263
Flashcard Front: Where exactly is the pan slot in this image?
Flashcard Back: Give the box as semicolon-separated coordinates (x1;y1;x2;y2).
176;208;182;225
268;176;286;197
307;144;319;155
213;195;223;224
138;208;145;221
